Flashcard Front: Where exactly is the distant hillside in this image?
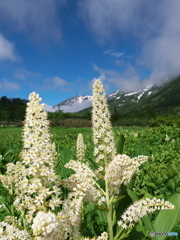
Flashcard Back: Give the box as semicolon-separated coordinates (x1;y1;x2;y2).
144;77;180;112
0;76;179;126
77;76;180;119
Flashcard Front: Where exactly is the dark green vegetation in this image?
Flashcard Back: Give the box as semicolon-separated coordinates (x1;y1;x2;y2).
0;125;179;239
0;96;28;125
0;77;180;127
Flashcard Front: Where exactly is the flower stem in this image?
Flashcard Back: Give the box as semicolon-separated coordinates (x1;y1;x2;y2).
105;177;114;239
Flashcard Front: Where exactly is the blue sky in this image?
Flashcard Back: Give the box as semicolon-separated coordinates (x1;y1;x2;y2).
0;0;180;106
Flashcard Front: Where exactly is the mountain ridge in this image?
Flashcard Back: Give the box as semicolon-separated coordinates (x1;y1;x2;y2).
44;76;180;118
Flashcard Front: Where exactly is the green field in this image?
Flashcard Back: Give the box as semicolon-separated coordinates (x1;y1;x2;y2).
0;125;180;239
0;125;179;196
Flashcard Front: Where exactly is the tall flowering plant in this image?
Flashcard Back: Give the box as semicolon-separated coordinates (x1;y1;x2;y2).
64;79;175;239
0;93;89;239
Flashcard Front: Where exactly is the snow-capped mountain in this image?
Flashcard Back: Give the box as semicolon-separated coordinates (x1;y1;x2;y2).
50;95;93;113
107;85;154;106
45;85;155;113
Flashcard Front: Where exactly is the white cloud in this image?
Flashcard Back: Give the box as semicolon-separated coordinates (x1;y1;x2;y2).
0;79;21;91
13;68;39;80
78;0;180;85
93;63;147;93
104;49;124;58
0;0;66;43
43;77;72;90
90;63;111;93
0;34;18;61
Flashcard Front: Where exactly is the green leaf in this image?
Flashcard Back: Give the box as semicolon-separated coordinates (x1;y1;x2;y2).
167;168;178;179
116;134;125;154
143;180;157;189
153;193;180;240
3;149;12;158
97;209;107;222
112;209;117;226
156;177;166;186
83;204;95;217
127;189;138;201
112;195;126;203
166;179;175;192
114;227;132;240
142;215;155;233
95;205;109;212
0;195;13;215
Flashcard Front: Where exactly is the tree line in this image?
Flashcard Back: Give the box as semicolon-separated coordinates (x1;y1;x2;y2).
0;96;28;122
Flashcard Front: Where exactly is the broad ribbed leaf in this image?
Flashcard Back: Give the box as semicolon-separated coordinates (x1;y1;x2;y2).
153;193;180;240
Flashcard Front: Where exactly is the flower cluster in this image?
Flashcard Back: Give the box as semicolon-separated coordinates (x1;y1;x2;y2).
59;192;84;238
32;193;84;240
63;160;103;204
32;211;59;239
118;197;175;229
0;161;25;192
0;93;62;232
105;154;148;193
0;221;32;240
92;79;116;168
16;93;61;222
76;133;86;162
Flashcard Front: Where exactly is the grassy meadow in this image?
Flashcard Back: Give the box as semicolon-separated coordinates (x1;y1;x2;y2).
0;125;179;239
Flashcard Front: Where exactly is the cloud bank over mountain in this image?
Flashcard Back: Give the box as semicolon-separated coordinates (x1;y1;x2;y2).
78;0;180;85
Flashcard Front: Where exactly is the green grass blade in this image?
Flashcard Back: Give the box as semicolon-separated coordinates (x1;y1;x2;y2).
0;195;13;215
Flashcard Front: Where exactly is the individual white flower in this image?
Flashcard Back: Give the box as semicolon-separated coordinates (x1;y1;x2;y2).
165;134;170;141
133;132;138;138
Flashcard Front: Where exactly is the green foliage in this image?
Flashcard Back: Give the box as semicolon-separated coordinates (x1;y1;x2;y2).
149;115;180;127
0;125;179;239
0;96;27;122
122;125;180;198
49;118;92;128
111;106;120;122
